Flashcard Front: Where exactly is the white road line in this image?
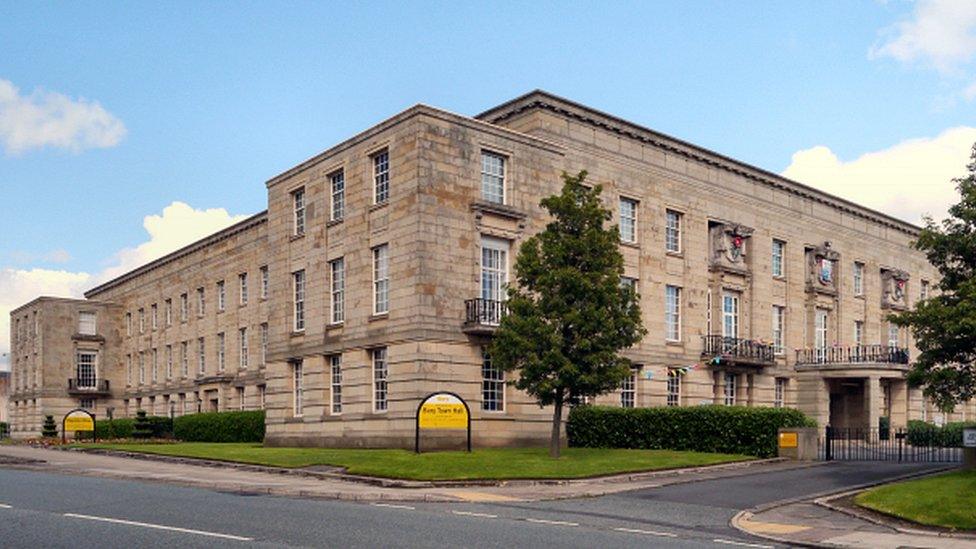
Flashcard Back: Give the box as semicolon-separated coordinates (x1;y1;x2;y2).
370;503;415;510
62;513;253;541
712;539;774;549
612;527;677;538
525;518;579;527
451;510;497;518
0;504;12;509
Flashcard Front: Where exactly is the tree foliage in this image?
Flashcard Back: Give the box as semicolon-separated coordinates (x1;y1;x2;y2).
892;144;976;411
489;171;645;457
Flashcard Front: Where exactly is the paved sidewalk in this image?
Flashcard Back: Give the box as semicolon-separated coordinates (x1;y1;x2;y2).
0;444;809;503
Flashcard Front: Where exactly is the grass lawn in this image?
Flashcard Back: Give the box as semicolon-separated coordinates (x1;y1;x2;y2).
854;470;976;530
77;442;752;481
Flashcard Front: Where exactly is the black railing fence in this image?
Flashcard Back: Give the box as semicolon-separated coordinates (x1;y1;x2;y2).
464;298;507;326
796;345;908;366
820;426;962;463
701;335;775;364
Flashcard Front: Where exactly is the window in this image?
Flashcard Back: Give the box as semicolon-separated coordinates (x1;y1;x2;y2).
260;266;269;299
126;313;132;335
373;149;389;204
78;312;96;335
330;258;344;324
481;348;504;412
217;332;225;371
237;387;245;411
706;289;712;335
126;354;132;385
330;354;342;414
665;210;682;253
239;273;248;305
197;337;206;375
724;372;738;406
722;292;739;339
292;188;306;236
888;324;900;348
854;320;864;350
372;347;388;412
293;270;306;331
239;327;248;369
480;237;509;324
165;345;173;379
180;293;188;321
80;398;94;410
138;308;145;333
260;323;268;365
772;305;785;355
151;304;158;330
665;285;681;341
619;197;637;243
151;348;158;382
76;351;96;387
620;276;637;294
772;240;785;278
330;170;345;221
217;281;226;312
197;288;205;316
481;151;505;204
853;262;864;296
620;368;637;408
139;352;145;384
774;378;786;408
292;360;304;417
372;245;389;315
180;341;189;377
667;370;680;407
920;280;929;301
165;299;172;326
815;309;828;362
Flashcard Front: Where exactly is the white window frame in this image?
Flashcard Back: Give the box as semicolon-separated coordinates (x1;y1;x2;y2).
372;347;388;412
237;387;246;411
217;332;225;371
774;378;786;408
372;245;389;315
330;169;345;221
373;150;389;205
481;348;504;412
665;285;681;342
260;266;269;299
151;348;158;382
260;322;269;365
139;352;145;384
480;237;509;321
853;262;864;296
620;368;637;408
181;341;189;377
125;312;132;336
665;209;682;253
76;351;97;388
292;360;304;417
293;269;306;331
239;327;248;369
165;299;172;326
772;239;785;278
724;372;737;406
888;324;900;348
180;293;188;321
217;280;226;312
138;308;145;333
619;197;637;243
722;292;739;339
150;303;158;330
480;151;506;204
197;288;205;317
78;311;97;336
667;370;680;407
239;273;248;305
197;337;206;375
293;187;306;236
815;309;829;362
330;258;344;324
165;345;173;379
330;354;342;415
772;305;785;355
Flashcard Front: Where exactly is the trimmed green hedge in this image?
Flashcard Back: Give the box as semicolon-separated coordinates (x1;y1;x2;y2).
94;416;173;439
907;420;976;447
567;405;816;458
173;411;265;443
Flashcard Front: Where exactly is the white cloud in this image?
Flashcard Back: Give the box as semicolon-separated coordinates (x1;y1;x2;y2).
782;126;976;225
7;248;73;265
0;78;127;155
869;0;976;73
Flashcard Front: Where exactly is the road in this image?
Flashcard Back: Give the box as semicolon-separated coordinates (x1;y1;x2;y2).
0;461;943;548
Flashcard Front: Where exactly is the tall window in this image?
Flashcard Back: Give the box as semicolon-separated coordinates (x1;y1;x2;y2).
239;273;248;305
372;347;388;412
772;239;785;278
665;285;681;341
138;308;145;333
151;348;158;382
330;258;345;324
774;378;786;408
665;209;682;253
481;348;504;412
126;354;132;385
330;169;345;221
260;266;269;299
151;304;158;330
373;150;389;204
197;288;205;316
76;351;96;387
620;368;637;408
620;276;637;294
772;305;785;354
481;151;505;204
197;337;206;375
722;292;739;339
815;309;828;362
292;188;305;236
78;312;96;335
854;320;864;348
853;262;864;296
293;269;306;331
292;360;303;417
217;332;225;371
481;237;508;324
139;352;145;384
180;293;188;321
180;341;188;377
920;280;929;301
619;197;637;243
667;369;680;407
723;372;737;406
330;354;342;414
125;312;132;335
165;345;173;378
239;327;248;369
373;245;389;314
237;387;245;411
260;322;269;365
217;281;226;312
888;324;900;348
165;299;172;326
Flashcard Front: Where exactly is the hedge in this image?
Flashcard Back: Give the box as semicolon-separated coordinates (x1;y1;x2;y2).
173;410;265;442
567;405;816;458
906;420;976;447
93;416;173;439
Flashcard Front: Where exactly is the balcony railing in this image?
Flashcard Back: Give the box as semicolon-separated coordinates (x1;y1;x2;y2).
463;298;507;335
795;345;909;366
702;335;776;366
67;378;110;395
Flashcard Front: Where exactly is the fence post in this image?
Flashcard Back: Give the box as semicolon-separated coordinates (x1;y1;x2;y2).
824;426;832;461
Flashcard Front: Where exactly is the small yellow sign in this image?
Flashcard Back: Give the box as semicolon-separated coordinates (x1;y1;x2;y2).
418;394;468;430
64;410;94;432
779;432;798;448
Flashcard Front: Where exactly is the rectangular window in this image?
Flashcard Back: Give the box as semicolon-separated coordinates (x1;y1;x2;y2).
772;305;785;355
165;299;172;326
888;324;900;348
620;368;637;408
330;170;345;221
372;347;388;412
619;197;637;243
665;210;682;253
330;354;342;414
217;332;225;371
722;292;739;339
76;351;96;388
165;345;173;379
180;293;188;321
772;239;785;278
151;348;158;382
373;245;389;314
665;285;681;341
260;322;269;365
138;308;145;333
373;150;389;204
815;309;828;362
293;188;306;236
236;387;245;411
260;266;269;299
853;262;864;296
197;288;205;316
139;352;145;384
197;337;205;375
920;280;929;301
151;304;158;330
481;151;505;204
292;360;303;417
78;312;97;335
239;273;248;305
854;320;864;348
126;312;132;336
774;378;786;408
239;327;248;369
293;270;306;331
217;281;226;312
80;397;94;410
666;369;681;407
126;354;132;385
620;276;637;293
330;258;344;324
724;372;738;406
481;348;504;412
180;341;189;377
480;238;509;324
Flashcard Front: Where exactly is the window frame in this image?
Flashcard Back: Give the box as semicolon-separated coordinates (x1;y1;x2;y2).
330;354;342;415
771;239;785;278
372;149;390;205
372;347;388;412
372;244;389;315
78;311;97;336
665;209;682;253
293;269;306;332
619;197;638;244
292;360;304;417
853;261;864;296
239;327;248;369
481;348;505;412
620;367;637;408
666;369;681;407
239;272;248;305
665;285;682;342
292;187;306;236
480;150;506;205
330;169;345;221
772;305;786;355
330;257;345;324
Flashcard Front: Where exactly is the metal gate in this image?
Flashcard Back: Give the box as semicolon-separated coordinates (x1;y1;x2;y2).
819;426;962;463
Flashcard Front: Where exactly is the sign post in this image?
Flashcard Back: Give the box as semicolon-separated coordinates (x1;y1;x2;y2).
62;409;96;443
415;392;471;453
964;428;976;470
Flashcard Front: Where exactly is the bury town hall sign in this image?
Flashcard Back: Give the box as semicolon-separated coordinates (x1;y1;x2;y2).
415;392;472;453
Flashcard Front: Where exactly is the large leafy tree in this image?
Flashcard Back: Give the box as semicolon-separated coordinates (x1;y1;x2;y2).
892;144;976;412
489;171;645;458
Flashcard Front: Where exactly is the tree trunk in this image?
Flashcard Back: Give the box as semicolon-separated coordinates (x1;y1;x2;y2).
550;395;564;458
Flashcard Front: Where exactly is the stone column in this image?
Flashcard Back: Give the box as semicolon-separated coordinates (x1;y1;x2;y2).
796;375;830;428
865;376;883;433
888;378;909;429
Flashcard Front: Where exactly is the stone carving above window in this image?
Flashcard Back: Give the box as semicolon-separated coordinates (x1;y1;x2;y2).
881;268;910;310
806;241;840;295
709;222;753;275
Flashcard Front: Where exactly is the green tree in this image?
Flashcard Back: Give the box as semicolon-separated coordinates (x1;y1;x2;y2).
41;415;58;438
489;171;645;458
892;144;976;412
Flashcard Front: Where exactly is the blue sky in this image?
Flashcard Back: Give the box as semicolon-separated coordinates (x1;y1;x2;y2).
2;1;976;365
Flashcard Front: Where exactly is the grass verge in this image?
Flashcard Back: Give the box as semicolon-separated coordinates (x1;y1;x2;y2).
77;442;752;481
854;469;976;530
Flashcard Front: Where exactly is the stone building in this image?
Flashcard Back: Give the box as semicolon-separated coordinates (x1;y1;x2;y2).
7;91;971;444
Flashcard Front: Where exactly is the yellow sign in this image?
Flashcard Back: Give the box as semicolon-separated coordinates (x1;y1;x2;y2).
64;410;94;432
779;432;798;448
418;394;468;430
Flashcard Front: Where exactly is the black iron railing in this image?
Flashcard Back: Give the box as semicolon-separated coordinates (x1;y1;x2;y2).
67;378;110;393
820;426;961;463
795;345;909;366
701;335;775;365
464;298;507;327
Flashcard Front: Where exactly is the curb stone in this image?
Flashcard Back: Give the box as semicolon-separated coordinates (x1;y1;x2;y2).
815;488;976;541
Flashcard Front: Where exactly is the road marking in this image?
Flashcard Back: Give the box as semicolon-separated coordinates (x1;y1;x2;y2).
612;527;677;538
525;518;579;527
451;510;497;518
370;503;415;510
0;504;11;509
712;539;773;549
445;490;518;502
62;513;252;541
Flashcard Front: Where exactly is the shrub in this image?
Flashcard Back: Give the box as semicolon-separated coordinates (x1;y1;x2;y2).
173;411;265;443
0;422;8;438
94;416;172;440
567;405;816;458
132;410;153;439
879;416;890;440
41;415;58;438
907;420;976;447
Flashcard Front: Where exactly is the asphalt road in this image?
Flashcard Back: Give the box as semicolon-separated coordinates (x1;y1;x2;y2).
0;461;944;548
